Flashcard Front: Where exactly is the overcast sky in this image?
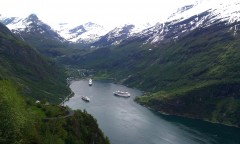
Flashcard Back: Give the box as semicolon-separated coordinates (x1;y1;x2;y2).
0;0;198;28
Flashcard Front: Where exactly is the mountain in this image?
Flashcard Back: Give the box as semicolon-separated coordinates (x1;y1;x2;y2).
0;22;69;102
0;14;68;55
1;14;65;42
92;24;135;47
55;22;108;44
130;0;240;45
0;14;154;48
0;22;109;143
92;23;153;47
61;1;240;127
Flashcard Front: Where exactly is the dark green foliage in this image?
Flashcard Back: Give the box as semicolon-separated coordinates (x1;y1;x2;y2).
34;107;110;144
136;81;240;126
0;81;109;143
64;110;110;144
0;22;69;103
0;80;37;144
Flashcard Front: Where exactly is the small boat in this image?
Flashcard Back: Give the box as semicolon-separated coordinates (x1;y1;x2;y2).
113;91;130;98
81;96;90;102
89;78;92;86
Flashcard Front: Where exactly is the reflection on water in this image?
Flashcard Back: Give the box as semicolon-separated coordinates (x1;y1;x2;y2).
65;80;240;144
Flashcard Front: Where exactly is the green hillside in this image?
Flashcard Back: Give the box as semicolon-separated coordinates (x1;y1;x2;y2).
0;23;109;143
62;22;240;126
0;80;109;143
0;23;69;102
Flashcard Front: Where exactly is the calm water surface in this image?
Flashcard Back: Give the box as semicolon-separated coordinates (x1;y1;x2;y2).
64;80;240;144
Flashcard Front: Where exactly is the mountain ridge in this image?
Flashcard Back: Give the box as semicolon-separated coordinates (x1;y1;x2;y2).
0;14;154;47
1;1;240;47
129;0;240;45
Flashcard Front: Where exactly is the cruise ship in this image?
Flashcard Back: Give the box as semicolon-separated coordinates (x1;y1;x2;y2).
81;96;90;102
113;91;131;98
89;78;92;86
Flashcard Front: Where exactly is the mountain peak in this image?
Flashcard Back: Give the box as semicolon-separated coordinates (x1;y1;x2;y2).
84;22;95;27
176;5;195;14
26;14;39;22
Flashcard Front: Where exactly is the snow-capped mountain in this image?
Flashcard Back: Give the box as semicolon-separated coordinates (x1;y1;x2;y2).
130;23;153;35
55;22;108;43
0;14;111;45
56;22;154;45
1;0;239;48
0;13;155;47
93;24;135;47
133;0;240;45
92;23;154;47
0;14;64;42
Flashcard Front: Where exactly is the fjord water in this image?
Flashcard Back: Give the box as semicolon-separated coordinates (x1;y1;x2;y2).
64;80;240;144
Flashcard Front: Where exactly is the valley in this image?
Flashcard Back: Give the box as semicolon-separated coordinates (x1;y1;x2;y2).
1;0;240;143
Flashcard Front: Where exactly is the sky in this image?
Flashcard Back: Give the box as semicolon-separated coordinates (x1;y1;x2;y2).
0;0;198;28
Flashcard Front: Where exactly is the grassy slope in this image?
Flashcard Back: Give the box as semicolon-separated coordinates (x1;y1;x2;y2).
0;80;34;143
0;23;109;143
0;80;109;144
0;23;69;103
63;21;240;126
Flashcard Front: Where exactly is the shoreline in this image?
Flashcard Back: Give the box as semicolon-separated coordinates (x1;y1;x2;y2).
59;77;76;106
136;101;240;129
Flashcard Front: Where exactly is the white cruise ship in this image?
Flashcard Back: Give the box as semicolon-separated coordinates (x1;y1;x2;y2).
113;91;131;98
89;78;92;86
